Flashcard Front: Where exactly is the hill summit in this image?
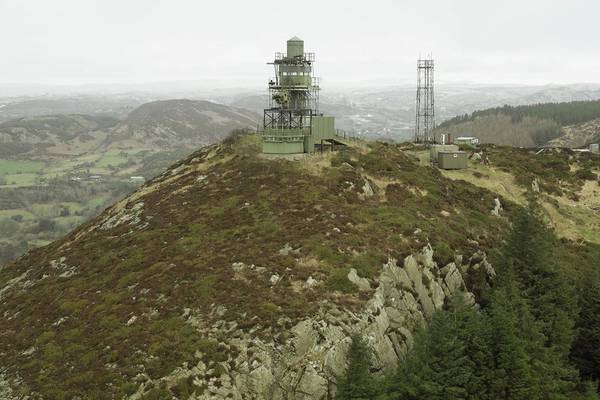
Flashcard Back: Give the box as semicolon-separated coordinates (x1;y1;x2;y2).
108;100;259;149
0;135;598;399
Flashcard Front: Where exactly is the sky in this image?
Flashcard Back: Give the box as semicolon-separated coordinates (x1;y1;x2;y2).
1;0;599;88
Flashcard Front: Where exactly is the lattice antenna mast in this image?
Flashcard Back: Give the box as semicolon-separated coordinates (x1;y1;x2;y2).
415;57;435;143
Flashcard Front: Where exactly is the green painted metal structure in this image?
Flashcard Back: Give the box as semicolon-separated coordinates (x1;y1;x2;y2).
430;144;459;165
437;151;468;170
262;37;336;154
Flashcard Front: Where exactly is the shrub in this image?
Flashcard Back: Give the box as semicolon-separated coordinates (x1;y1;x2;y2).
326;268;357;294
433;242;454;266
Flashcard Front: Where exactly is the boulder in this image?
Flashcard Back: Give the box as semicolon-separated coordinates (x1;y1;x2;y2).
347;268;371;291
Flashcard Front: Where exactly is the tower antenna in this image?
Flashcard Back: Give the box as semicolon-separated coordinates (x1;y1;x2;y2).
415;56;435;143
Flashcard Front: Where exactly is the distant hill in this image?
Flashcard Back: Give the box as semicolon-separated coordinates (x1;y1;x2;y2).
0;96;144;122
107;99;259;149
0;99;260;157
438;100;600;147
0;114;119;157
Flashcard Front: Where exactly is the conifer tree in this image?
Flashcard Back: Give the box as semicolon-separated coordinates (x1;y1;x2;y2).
503;209;577;356
485;267;543;400
336;335;381;400
494;208;578;397
389;298;482;400
571;271;600;392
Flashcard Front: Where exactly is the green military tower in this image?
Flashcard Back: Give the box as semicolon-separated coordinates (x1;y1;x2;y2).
262;37;337;154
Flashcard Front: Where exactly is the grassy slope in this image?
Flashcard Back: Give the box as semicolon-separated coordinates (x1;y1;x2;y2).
416;146;600;244
0;135;517;399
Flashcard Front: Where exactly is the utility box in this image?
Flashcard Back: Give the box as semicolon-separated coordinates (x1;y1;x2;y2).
438;151;468;170
590;143;599;153
430;144;459;164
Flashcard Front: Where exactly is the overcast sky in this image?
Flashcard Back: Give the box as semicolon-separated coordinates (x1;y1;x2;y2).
1;0;599;88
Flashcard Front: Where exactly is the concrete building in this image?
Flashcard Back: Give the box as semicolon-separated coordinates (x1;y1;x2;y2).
262;37;337;154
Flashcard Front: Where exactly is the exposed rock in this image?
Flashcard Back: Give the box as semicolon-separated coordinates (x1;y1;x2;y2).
0;373;26;400
491;198;503;216
305;276;319;288
99;202;145;231
415;244;435;269
278;243;294;256
126;245;495;400
269;274;281;285
347;268;371;291
532;178;540;193
361;179;374;198
441;263;465;294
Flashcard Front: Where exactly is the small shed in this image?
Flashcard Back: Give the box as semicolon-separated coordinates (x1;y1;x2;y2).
590;143;599;153
430;144;459;164
438;151;468;170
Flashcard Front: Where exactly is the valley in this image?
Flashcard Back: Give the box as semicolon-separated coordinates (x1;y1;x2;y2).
0;100;259;265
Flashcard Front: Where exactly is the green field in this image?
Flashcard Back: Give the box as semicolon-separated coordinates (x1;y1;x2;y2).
2;173;40;186
0;147;165;266
0;159;45;174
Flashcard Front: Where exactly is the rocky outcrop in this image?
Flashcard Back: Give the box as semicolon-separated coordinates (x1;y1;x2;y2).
128;245;495;400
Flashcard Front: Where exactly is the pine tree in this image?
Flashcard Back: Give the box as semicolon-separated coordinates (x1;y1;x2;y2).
495;208;578;397
504;209;577;355
571;270;600;391
485;267;543;400
388;298;482;400
336;335;381;400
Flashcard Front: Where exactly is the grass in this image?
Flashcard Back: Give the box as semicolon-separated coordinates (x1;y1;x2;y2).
0;209;36;220
0;159;44;174
2;173;40;186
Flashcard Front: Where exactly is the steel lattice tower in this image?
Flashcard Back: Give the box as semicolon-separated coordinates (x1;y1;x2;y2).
415;58;435;143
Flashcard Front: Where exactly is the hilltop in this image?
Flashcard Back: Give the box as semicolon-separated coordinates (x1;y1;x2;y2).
0;134;598;399
107;100;258;150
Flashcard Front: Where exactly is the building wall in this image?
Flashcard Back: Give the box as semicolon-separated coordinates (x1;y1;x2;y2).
438;152;468;169
262;128;306;154
261;117;336;154
311;116;335;142
430;145;459;164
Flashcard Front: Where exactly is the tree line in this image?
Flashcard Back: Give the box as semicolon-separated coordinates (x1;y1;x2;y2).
440;100;600;129
336;209;600;399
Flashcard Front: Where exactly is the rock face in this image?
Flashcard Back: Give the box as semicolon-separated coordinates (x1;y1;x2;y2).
129;245;494;400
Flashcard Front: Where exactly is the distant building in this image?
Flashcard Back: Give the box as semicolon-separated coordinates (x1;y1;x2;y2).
590;143;599;153
130;176;145;183
453;136;480;147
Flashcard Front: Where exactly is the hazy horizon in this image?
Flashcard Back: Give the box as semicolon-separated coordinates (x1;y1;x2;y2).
2;0;600;92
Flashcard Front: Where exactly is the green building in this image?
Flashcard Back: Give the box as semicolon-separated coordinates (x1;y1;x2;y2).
437;151;468;170
430;144;459;165
262;37;337;154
